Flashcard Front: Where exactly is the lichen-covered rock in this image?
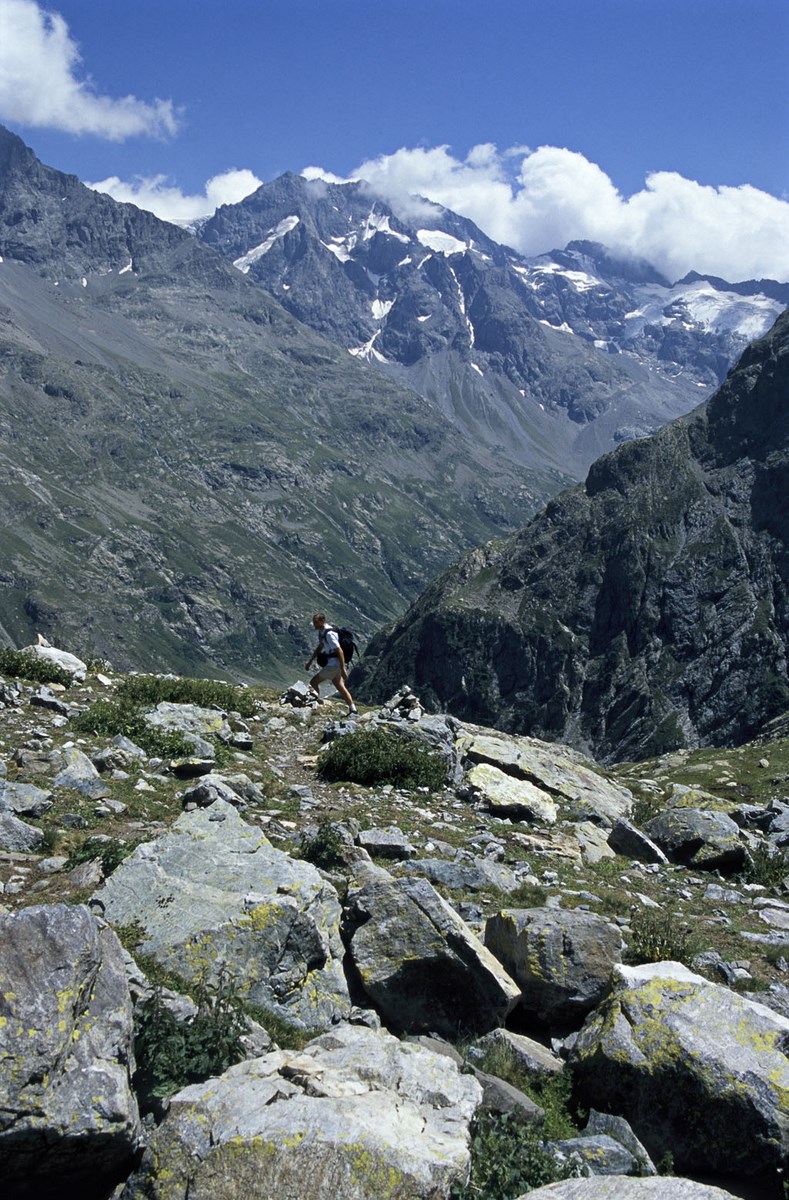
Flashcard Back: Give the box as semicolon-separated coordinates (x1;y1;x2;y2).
465;761;559;823
0;810;44;851
395;855;522;894
458;730;633;824
646;808;746;871
485;908;622;1023
0;904;140;1198
52;746;110;799
569;961;789;1178
93;800;351;1030
143;701;233;755
121;1025;482;1200
0;778;53;817
345;865;520;1037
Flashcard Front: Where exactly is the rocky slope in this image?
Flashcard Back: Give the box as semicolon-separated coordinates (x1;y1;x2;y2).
0;125;564;681
353;309;789;763
198;173;786;478
3;649;789;1197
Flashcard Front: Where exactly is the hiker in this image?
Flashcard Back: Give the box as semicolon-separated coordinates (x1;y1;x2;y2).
305;613;357;715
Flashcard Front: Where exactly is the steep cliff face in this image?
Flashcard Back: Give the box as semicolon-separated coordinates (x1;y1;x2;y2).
354;312;789;762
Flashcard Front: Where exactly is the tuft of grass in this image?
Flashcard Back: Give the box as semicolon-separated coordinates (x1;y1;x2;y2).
319;728;447;791
117;674;256;717
65;836;136;877
0;647;73;687
627;907;700;967
740;845;789;890
474;1040;580;1142
70;697;195;759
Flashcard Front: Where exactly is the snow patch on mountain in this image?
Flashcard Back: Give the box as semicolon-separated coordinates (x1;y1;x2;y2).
624;280;783;341
416;229;467;255
234;216;300;272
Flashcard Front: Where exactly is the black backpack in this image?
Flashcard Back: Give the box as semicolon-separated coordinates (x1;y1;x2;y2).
317;626;357;666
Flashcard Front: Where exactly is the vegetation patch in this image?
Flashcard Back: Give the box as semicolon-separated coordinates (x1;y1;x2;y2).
0;647;73;687
627;907;700;967
133;968;247;1111
65;836;136;876
300;821;347;871
117;673;257;717
319;728;447;791
450;1109;573;1199
71;697;195;759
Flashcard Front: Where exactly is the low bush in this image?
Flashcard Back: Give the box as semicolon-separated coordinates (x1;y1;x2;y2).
65;836;135;877
71;698;194;759
627;907;699;966
133;968;246;1111
741;845;789;889
318;728;446;791
450;1109;572;1199
0;647;73;687
300;821;347;871
117;674;256;717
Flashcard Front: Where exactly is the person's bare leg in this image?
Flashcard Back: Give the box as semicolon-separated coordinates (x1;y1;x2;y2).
335;676;355;711
309;672;324;702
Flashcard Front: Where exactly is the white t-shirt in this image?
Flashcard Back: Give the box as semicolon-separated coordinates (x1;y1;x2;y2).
319;626;341;664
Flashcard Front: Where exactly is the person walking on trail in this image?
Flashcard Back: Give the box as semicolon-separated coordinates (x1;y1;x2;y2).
305;613;357;715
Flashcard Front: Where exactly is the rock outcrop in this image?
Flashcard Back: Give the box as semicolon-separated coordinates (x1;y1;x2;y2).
0;904;141;1199
354;311;789;762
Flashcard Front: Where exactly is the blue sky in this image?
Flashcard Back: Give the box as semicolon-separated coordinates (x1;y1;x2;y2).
1;0;788;281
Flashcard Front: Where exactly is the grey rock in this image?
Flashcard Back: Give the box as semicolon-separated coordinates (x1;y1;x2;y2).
472;1068;544;1123
0;778;53;818
357;826;417;859
584;1109;656;1175
472;1027;565;1077
0;811;44;852
93;800;351;1030
144;702;232;755
345;865;520;1037
608;818;669;864
485;907;622;1023
517;1181;743;1199
0;903;140;1196
30;686;70;715
396;855;521;893
570;961;789;1177
646;808;746;871
551;1133;637;1176
52;746;111;799
22;643;87;681
122;1024;482;1200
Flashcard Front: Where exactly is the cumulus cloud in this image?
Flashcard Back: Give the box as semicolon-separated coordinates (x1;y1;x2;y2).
353;144;789;283
0;0;178;139
87;169;263;223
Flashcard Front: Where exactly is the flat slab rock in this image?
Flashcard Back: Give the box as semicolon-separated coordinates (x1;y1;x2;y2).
122;1025;482;1200
518;1180;743;1199
458;728;633;824
93;799;351;1029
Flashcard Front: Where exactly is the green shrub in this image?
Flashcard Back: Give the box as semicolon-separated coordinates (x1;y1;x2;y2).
117;674;256;717
300;821;347;871
319;729;446;791
71;698;194;759
450;1110;572;1199
65;836;135;876
628;907;699;966
741;845;789;889
133;969;246;1111
0;648;73;687
475;1041;579;1141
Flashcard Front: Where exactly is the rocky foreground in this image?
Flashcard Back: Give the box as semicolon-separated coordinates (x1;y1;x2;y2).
3;646;789;1199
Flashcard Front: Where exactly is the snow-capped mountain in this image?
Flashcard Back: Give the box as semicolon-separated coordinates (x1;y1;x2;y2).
198;174;786;477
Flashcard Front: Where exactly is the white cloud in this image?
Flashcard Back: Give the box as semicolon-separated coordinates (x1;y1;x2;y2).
353;144;789;283
0;0;178;139
87;169;263;224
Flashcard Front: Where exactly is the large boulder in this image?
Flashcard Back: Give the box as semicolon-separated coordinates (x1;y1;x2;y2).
122;1025;482;1200
345;865;520;1037
93;800;351;1030
22;642;87;682
458;730;633;824
569;961;789;1179
0;904;140;1199
485;908;622;1024
645;808;746;871
143;701;233;756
